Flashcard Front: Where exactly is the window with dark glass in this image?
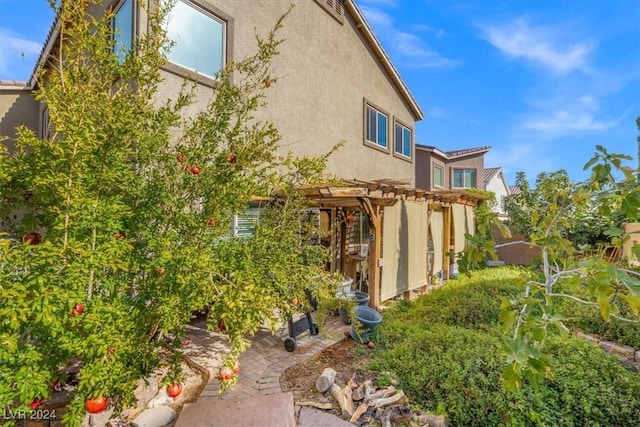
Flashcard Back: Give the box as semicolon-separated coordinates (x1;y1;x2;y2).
365;104;388;149
165;0;225;78
453;169;476;188
394;122;412;158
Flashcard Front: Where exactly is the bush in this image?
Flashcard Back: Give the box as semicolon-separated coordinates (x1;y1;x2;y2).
385;267;527;331
372;268;640;426
553;279;640;349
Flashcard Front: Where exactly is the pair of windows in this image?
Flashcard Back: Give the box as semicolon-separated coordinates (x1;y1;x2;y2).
365;104;413;159
433;167;476;189
112;0;225;79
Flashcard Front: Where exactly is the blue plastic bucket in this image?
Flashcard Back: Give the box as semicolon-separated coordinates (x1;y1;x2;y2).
350;305;382;343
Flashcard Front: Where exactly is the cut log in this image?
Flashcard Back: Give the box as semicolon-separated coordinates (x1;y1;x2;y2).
315;368;337;393
366;385;396;403
362;380;376;403
372;391;407;409
296;400;333;410
349;403;371;423
379;404;412;427
329;383;354;419
353;404;376;427
352;384;365;401
343;383;353;404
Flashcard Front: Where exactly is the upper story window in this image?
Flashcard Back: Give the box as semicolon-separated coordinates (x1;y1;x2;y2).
112;0;135;63
394;121;412;159
165;0;225;79
453;169;476;188
365;103;388;150
433;165;443;187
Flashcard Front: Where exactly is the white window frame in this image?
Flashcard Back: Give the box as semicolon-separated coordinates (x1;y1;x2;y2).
164;0;226;80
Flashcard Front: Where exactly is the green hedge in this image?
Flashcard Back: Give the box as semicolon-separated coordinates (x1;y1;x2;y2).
386;267;527;331
372;267;640;426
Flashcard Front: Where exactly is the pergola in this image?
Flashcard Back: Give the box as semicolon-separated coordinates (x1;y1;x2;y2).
299;179;489;308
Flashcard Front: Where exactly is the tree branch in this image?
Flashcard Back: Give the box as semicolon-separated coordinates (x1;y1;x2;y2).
548;293;640;323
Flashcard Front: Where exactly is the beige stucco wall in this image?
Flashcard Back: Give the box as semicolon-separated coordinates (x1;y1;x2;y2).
0;90;40;152
415;149;446;190
623;223;640;266
152;0;418;186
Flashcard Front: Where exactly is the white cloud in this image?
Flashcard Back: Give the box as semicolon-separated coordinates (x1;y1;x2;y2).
524;110;616;133
522;94;619;137
428;107;447;118
480;16;593;74
359;6;458;69
485;143;555;182
0;28;42;79
411;24;446;38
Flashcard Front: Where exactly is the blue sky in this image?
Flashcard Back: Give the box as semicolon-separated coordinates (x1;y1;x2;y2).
1;0;639;184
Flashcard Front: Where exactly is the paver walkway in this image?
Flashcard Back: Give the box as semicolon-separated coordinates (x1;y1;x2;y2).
198;314;347;401
176;313;349;426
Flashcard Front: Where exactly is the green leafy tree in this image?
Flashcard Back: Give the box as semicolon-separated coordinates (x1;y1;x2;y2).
463;144;640;391
0;1;341;425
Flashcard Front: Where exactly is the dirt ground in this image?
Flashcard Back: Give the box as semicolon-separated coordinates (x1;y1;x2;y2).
280;337;379;414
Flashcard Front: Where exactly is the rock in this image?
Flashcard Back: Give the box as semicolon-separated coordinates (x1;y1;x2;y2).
121;375;160;418
635;350;640;363
146;389;173;409
106;419;131;427
575;330;600;343
619;359;640;372
598;341;636;359
414;413;448;427
81;406;115;427
131;406;177;427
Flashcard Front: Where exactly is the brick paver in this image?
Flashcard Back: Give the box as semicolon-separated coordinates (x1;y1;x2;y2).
195;314;347;403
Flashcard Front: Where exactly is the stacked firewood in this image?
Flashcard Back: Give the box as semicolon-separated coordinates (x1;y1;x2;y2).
310;368;447;427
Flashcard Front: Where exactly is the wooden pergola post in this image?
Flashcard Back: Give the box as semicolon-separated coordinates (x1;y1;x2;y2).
442;205;452;280
364;202;382;309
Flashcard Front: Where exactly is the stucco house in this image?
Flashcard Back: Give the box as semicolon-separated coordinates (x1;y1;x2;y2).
483;167;510;220
0;0;487;306
1;0;423;186
415;144;491;191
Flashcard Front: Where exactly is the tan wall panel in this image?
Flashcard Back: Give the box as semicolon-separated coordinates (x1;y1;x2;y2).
380;201;428;301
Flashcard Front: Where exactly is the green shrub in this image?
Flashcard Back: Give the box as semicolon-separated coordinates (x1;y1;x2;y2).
553;281;640;349
373;324;640;426
372;267;640;426
385;267;527;331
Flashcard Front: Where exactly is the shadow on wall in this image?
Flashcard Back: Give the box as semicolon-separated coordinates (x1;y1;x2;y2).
396;201;409;291
0;90;40;154
491;224;541;266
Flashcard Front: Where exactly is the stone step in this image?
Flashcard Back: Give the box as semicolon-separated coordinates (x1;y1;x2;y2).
297;406;355;427
175;392;295;427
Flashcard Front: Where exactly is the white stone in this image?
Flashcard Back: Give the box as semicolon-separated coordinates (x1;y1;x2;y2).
146;390;173;409
132;406;176;427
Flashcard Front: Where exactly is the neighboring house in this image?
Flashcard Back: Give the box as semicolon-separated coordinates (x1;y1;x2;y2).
0;0;423;187
483;167;510;220
414;145;490;191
